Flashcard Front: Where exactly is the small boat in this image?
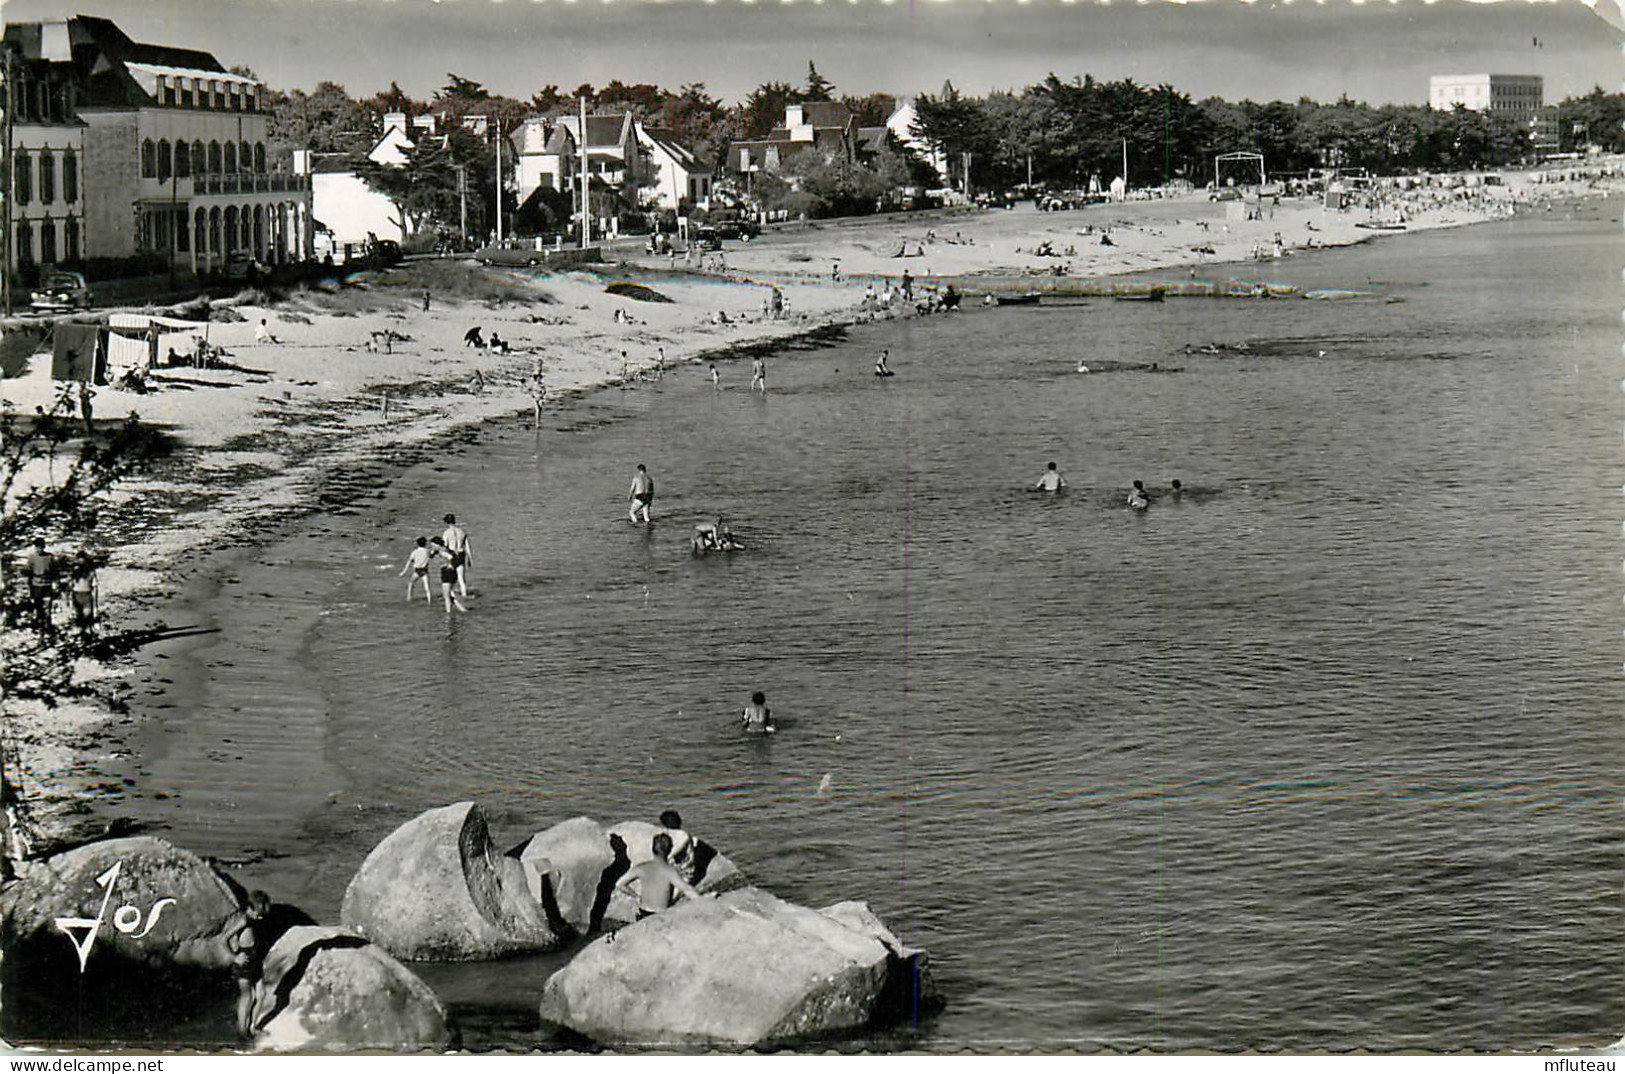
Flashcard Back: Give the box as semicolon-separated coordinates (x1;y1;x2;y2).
995;293;1041;306
1113;286;1166;303
1355;221;1407;231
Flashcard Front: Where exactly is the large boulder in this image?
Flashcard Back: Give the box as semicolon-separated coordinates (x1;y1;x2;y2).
340;801;563;961
248;926;455;1051
514;816;747;932
0;836;255;1043
537;887;935;1046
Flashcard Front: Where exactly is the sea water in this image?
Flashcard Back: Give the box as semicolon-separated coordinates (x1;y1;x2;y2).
126;204;1622;1050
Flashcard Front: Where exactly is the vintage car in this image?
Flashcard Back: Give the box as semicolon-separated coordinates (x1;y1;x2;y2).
29;270;93;312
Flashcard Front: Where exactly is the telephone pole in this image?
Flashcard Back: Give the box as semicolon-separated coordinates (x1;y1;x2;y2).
3;44;16;317
494;125;503;242
578;96;590;249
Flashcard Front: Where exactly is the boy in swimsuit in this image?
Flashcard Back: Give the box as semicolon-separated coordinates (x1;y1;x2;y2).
629;464;654;524
659;810;698;884
436;553;468;613
69;551;98;634
742;691;775;734
750;358;766;394
614;832;705;919
399;536;436;603
1036;462;1066;493
440;514;472;596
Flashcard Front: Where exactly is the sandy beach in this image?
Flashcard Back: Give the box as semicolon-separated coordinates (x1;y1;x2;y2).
1;169;1617;853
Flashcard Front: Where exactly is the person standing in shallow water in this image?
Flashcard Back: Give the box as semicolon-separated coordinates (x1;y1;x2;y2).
440;514;472;596
628;464;654;524
750;357;767;394
1035;462;1066;493
742;691;775;733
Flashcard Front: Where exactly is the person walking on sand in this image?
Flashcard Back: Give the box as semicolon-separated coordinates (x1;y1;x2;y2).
399;536;437;604
69;550;98;635
614;832;706;919
24;538;57;631
750;357;767;394
709;362;721;391
628;464;655;524
440;514;472;596
422;289;432;312
1035;462;1066;493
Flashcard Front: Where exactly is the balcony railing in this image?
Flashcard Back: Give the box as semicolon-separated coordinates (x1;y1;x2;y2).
192;173;311;196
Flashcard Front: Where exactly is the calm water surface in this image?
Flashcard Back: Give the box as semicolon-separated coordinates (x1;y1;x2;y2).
131;206;1621;1050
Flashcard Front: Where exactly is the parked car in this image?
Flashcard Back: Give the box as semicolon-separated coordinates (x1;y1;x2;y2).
474;244;547;267
708;213;760;240
222;252;265;281
29;271;93;312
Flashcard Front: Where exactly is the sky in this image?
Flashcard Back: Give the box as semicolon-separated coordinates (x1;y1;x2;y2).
4;0;1619;107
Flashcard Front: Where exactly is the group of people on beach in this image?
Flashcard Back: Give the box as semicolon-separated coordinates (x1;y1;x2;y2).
398;514;474;612
12;537;98;635
1035;464;1187;511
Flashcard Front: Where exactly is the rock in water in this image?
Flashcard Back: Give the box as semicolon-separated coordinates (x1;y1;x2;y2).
340;801;562;961
514;816;747;933
537;887;934;1046
249;926;454;1051
0;836;254;1043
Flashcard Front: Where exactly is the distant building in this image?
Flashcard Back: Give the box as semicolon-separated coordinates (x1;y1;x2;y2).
3;15;314;276
727;101;857;177
1429;74;1544;124
886;98;947;184
515;112;640;206
1;21;87;272
634;123;712;210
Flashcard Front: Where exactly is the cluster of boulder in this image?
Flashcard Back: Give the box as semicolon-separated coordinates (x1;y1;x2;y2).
1;800;938;1051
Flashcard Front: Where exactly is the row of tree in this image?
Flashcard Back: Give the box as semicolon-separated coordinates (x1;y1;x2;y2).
261;64;1622;239
909;76;1623;193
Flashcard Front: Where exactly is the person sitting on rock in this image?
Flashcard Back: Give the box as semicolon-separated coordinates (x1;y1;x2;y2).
614;832;705;920
659;810;698;883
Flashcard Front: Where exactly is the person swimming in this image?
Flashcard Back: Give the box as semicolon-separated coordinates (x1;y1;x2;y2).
1127;480;1150;511
1170;479;1184;501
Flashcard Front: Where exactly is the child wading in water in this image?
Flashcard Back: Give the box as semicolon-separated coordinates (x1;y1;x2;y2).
399;536;436;603
742;691;775;734
432;542;468;612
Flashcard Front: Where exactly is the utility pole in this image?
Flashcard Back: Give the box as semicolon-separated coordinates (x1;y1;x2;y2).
168;159;178;290
3;44;15;318
1122;137;1129;194
579;96;590;249
455;165;467;249
494;124;503;243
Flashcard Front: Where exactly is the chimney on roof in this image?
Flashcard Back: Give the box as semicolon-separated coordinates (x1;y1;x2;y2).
41;20;71;62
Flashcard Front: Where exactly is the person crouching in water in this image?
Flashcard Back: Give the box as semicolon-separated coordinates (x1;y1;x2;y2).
1127;480;1150;511
614;832;706;920
692;516;743;554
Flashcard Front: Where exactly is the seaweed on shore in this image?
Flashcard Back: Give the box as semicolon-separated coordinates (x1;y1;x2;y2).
605;281;674;303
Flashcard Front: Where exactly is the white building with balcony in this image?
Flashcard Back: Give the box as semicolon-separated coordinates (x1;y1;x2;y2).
6;15;312;279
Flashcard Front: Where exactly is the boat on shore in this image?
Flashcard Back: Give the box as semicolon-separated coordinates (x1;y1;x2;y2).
1112;286;1167;302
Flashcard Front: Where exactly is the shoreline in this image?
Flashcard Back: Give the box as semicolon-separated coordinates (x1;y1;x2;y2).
3;178;1618;860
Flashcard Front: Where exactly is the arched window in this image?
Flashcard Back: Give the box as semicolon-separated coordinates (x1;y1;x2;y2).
191;141;205;176
41;218;57;264
16;218;33;263
223;141;237;174
141;138;156;178
195;208;207;254
64;217;79;261
240;205;252;248
239;141;252;173
157;139;171;183
224;206;238;252
254;143;266;174
39;152;55;204
209;141;222;174
176;209;190;252
13;151;31;205
62;148;77;203
175;140;190;178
